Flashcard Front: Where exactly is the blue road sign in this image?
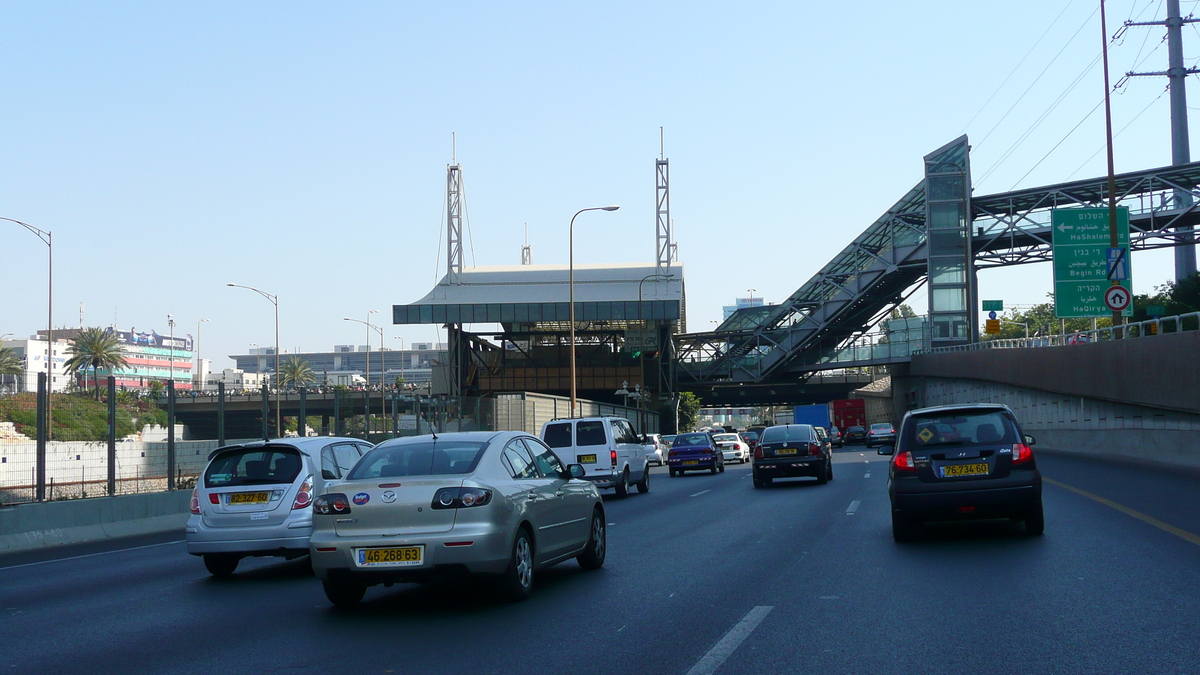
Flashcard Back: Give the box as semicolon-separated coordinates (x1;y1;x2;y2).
988;311;997;320
1106;247;1128;281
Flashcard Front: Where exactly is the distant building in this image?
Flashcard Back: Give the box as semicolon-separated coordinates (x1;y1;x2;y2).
0;336;70;393
45;327;194;391
230;343;446;387
722;297;764;320
201;368;268;391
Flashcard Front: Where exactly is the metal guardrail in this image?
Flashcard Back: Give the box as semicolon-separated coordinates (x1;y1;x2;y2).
916;312;1200;355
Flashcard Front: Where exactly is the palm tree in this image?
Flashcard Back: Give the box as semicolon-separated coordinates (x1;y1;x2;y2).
278;356;316;388
0;345;22;394
64;327;130;399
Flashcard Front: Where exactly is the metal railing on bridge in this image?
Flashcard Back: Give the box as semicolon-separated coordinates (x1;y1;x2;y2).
916;312;1200;355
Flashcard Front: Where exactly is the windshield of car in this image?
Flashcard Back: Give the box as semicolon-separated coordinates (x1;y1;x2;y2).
348;440;487;478
673;433;710;447
871;423;893;431
760;425;816;443
712;434;739;443
903;411;1019;449
848;426;865;433
204;445;303;488
742;432;759;442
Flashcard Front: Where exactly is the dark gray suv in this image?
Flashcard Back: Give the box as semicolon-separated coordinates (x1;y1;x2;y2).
879;404;1042;542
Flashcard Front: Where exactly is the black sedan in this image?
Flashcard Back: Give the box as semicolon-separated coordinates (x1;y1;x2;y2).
752;424;831;488
879;403;1043;542
844;426;866;444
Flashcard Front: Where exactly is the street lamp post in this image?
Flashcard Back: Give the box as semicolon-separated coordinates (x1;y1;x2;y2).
167;315;176;383
344;313;382;435
3;217;52;437
393;336;406;387
569;205;620;418
197;318;209;392
228;284;280;437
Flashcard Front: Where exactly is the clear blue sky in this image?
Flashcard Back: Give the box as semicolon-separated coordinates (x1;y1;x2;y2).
2;1;1196;369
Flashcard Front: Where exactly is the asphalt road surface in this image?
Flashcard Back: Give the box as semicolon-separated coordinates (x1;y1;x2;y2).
3;447;1200;675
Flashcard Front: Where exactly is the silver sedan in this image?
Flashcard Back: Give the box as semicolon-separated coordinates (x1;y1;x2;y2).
309;430;606;606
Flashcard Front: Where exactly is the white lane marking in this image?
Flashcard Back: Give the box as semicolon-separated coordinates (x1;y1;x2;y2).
689;489;712;497
0;539;185;571
846;500;861;515
687;605;774;675
864;472;871;479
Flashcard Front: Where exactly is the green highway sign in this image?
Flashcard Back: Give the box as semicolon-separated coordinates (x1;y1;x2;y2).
981;300;1003;312
1052;207;1133;318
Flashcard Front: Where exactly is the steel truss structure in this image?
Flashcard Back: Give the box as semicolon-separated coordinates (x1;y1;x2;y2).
676;156;1200;388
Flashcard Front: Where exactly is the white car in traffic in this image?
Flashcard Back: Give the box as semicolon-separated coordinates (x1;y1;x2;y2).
711;433;750;463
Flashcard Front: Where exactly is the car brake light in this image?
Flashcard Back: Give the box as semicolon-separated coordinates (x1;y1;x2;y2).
611;449;617;467
292;475;314;510
893;451;916;471
313;493;350;515
1012;443;1033;464
754;446;763;459
208;493;219;505
190;488;200;515
809;442;822;455
432;487;493;510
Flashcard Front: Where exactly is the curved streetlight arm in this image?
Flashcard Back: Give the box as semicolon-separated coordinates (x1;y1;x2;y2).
4;216;53;443
343;317;383;339
228;283;280;437
638;273;675;303
569;205;620;418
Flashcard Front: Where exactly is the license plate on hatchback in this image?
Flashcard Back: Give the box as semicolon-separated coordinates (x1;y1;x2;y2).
776;448;798;455
940;463;989;478
578;454;597;464
229;492;269;505
356;546;424;567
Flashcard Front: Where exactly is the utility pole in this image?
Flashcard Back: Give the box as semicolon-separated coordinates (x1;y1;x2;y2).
1124;0;1200;280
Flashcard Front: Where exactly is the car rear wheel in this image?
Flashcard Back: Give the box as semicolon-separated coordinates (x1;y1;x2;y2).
891;511;920;542
202;553;240;577
614;468;630;498
815;461;829;485
576;510;607;570
826;460;834;481
496;529;535;602
636;465;650;493
322;578;366;606
1024;504;1045;536
669;467;678;477
710;461;718;475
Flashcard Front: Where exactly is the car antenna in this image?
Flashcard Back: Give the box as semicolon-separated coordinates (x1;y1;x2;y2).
431;429;438;440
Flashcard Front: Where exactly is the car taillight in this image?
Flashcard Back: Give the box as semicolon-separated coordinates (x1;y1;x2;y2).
190;488;200;515
209;493;219;505
809;443;822;455
431;487;493;510
754;446;763;459
611;449;617;467
893;451;916;471
292;475;314;510
1012;443;1033;465
313;493;350;515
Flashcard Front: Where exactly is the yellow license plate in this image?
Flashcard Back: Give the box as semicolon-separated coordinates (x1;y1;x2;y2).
776;448;798;455
357;546;424;567
578;454;597;464
229;492;269;504
941;463;989;477
683;460;699;465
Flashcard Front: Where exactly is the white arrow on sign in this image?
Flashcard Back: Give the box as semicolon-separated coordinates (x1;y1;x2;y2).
1104;286;1131;311
1057;224;1073;232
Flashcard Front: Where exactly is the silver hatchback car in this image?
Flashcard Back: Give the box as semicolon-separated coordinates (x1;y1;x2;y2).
309;430;606;606
186;436;372;576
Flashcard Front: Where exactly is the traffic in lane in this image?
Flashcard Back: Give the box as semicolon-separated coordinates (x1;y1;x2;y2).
3;444;1200;674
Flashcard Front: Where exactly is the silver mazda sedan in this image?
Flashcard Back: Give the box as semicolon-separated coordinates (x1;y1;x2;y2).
309;430;606;606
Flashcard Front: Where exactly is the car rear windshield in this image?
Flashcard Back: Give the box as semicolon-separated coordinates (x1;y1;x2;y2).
870;423;893;431
672;433;710;447
742;432;759;441
760;425;815;443
205;445;303;488
348;440;487;478
904;411;1019;449
712;434;739;443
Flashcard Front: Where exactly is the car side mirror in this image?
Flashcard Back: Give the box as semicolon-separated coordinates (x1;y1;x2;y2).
877;445;895;456
639;434;648;443
1023;434;1036;446
321;469;338;480
568;464;586;479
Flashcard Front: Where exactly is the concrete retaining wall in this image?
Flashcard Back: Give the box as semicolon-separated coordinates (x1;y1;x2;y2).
0;490;191;554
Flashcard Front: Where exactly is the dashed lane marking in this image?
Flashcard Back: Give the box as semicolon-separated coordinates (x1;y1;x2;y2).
1046;477;1200;548
846;500;861;515
864;473;871;478
686;605;774;675
689;489;712;498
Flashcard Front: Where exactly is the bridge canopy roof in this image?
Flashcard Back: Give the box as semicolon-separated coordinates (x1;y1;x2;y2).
393;263;685;326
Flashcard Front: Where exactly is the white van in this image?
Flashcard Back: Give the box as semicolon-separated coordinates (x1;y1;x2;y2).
539;416;651;498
